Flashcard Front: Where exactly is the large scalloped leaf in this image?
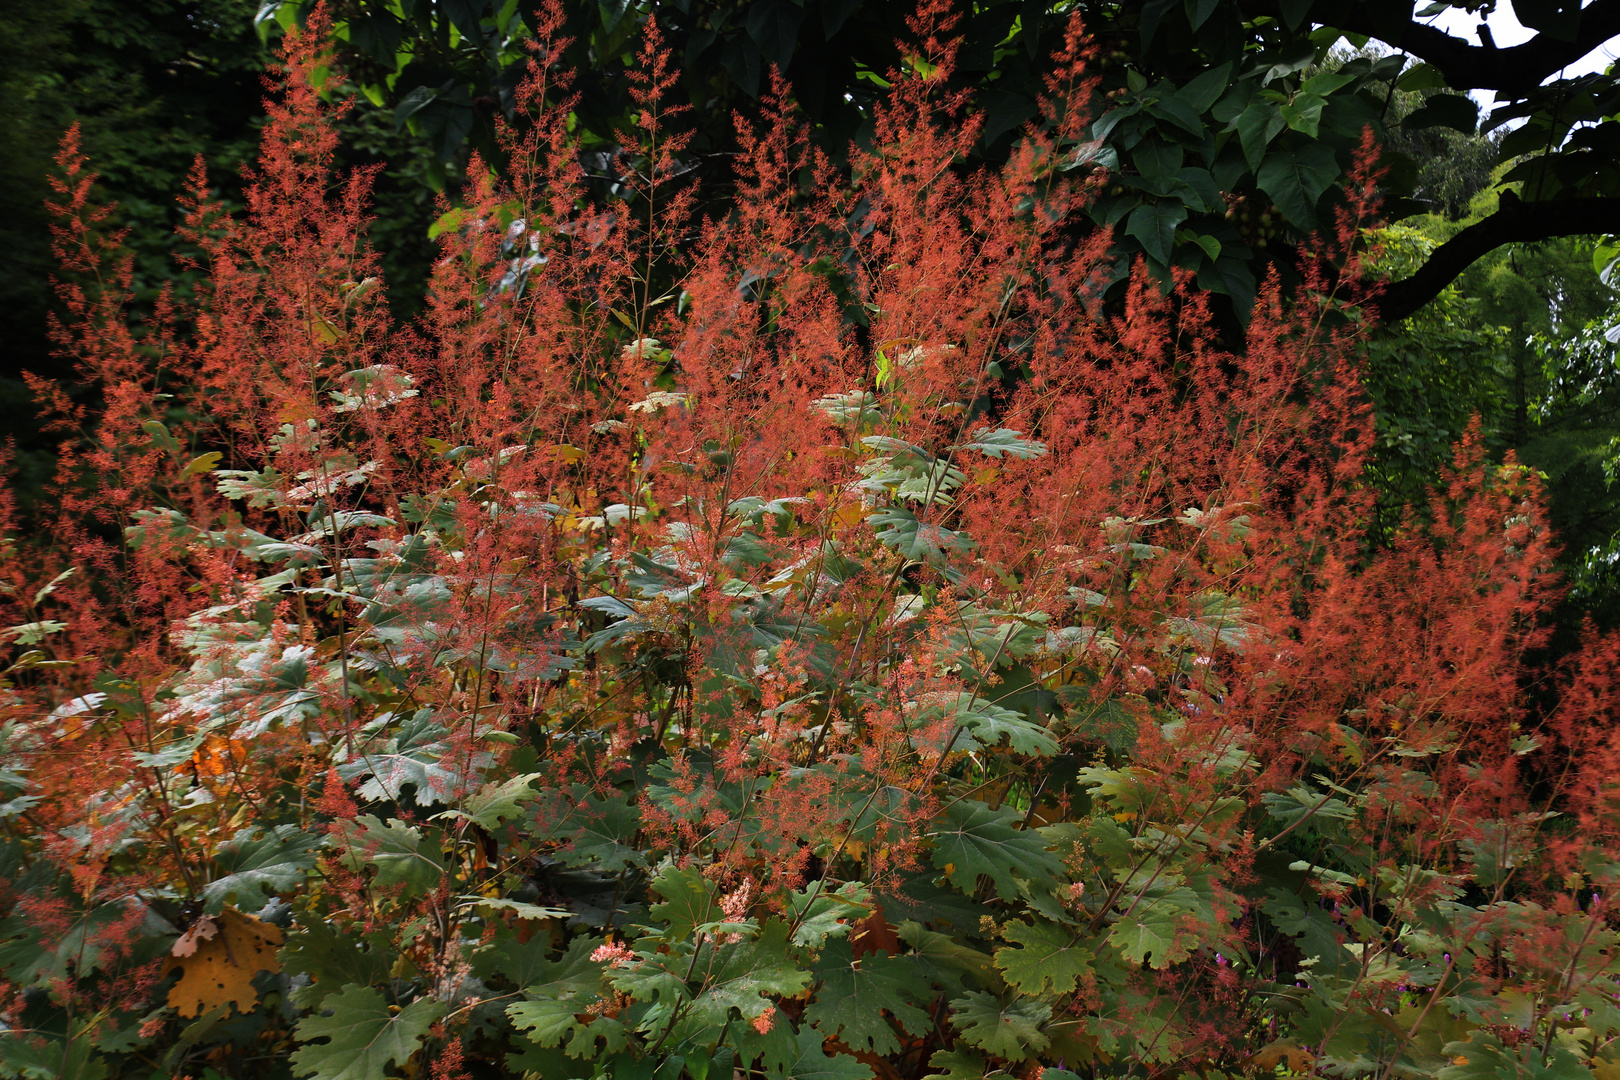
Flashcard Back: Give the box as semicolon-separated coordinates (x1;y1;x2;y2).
0;1022;107;1080
203;824;321;913
548;786;646;871
787;1023;873;1080
290;984;445;1080
458;772;542;829
951;428;1047;460
993;919;1094;997
1436;1029;1590;1080
787;881;873;947
508;997;630;1059
948;991;1051;1060
0;900;143;989
504;937;624;1057
867;506;975;564
509;934;604;999
909;692;1058;757
335;709;489;807
331;815;445;897
675;920;812;1037
279;916;396;1009
929;801;1066;901
648;861;722;942
805;939;935;1055
1106;894;1195;970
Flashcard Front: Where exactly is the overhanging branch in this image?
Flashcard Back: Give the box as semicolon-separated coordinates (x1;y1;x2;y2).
1373;195;1620;322
1240;0;1620;94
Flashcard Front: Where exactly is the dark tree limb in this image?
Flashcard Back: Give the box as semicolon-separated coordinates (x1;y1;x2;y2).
1240;0;1620;93
1373;195;1620;322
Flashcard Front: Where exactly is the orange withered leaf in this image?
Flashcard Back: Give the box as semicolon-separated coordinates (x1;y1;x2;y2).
165;906;285;1018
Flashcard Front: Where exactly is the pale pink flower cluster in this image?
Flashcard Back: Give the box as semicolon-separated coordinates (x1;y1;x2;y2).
590;941;635;967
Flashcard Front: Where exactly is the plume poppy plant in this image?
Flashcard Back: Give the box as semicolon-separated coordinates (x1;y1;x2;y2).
2;4;1620;1079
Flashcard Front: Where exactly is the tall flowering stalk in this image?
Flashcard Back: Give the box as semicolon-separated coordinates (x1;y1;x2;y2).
1;5;1618;1080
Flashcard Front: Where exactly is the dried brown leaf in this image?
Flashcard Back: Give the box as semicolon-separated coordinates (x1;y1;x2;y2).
165;906;284;1017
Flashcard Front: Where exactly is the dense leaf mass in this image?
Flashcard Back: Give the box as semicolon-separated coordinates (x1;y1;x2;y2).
3;5;1620;1079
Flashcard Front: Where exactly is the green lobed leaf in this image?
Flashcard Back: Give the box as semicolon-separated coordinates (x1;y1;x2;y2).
203;824;321;914
0;900;143;989
730;1015;801;1080
1262;887;1355;974
548;786;646;871
896;921;998;989
290;984;445;1080
806;939;936;1056
279;916;397;1009
647;861;722;943
457;772;542;830
673;920;813;1038
909;692;1059;758
1436;1028;1591;1079
951;428;1048;460
1106;900;1192;970
1260;783;1355;829
923;1048;992;1080
787;1023;874;1080
787;881;873;947
948;991;1052;1060
0;1025;108;1080
331;815;445;898
508;997;630;1058
335;710;485;808
993;919;1094;997
930;800;1066;901
868;505;976;564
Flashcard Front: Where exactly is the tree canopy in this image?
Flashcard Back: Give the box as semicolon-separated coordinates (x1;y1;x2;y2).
265;0;1620;324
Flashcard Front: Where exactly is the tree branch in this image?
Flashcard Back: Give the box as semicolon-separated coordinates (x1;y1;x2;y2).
1240;0;1620;94
1373;195;1620;322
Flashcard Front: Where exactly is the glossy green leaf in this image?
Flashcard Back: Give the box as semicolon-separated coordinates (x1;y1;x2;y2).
1234;103;1287;172
1256;143;1340;228
1125;201;1188;267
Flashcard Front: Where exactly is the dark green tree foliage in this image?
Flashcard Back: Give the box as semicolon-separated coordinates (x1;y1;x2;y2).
266;0;1620;326
1361;182;1620;624
0;0;268;505
0;0;267;352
